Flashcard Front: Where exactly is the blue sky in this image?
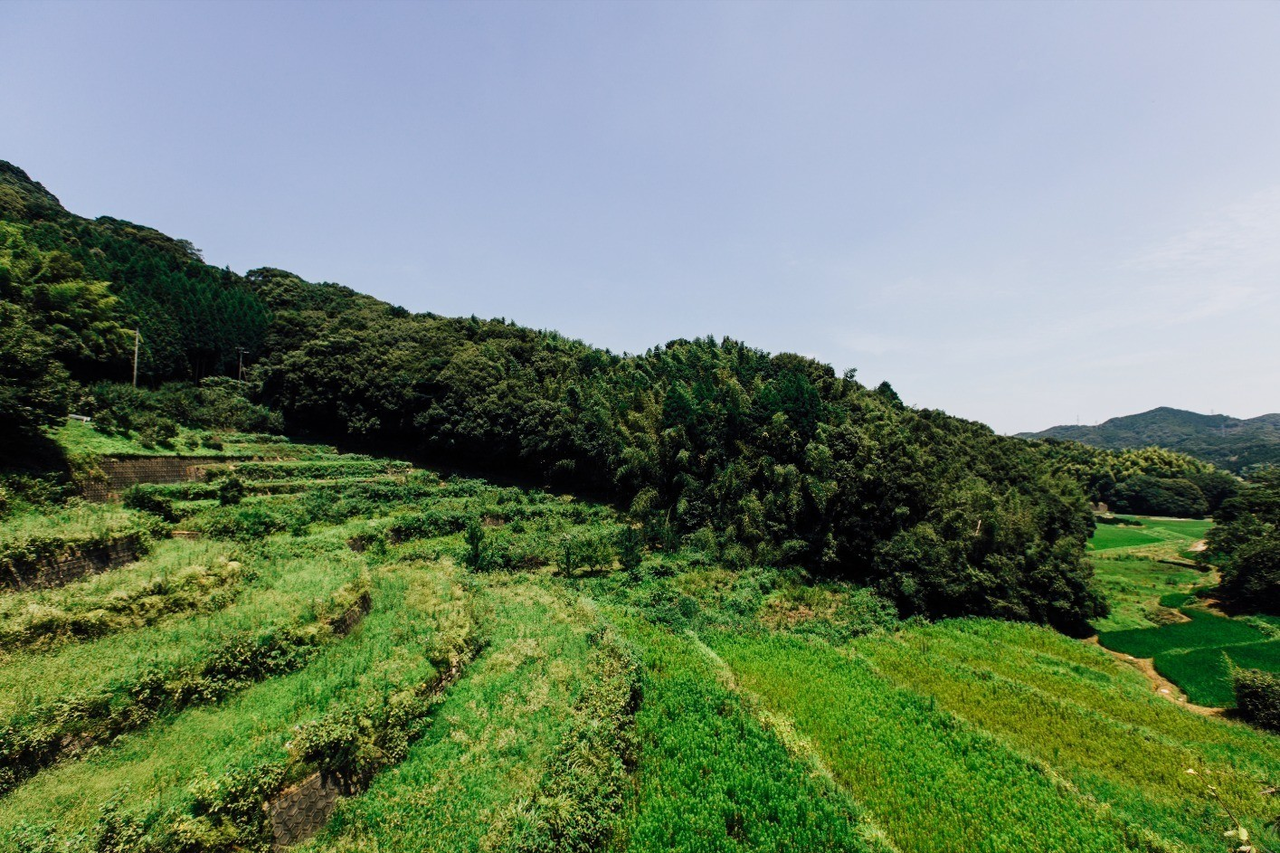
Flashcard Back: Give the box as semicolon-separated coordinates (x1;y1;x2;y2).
4;0;1278;433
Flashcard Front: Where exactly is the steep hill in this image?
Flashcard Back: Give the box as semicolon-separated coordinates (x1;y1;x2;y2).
1020;407;1280;473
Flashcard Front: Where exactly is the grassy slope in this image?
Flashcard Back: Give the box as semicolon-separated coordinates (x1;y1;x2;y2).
0;535;363;725
5;431;1280;853
709;630;1137;853
857;619;1280;851
0;562;470;847
610;616;889;853
302;578;596;853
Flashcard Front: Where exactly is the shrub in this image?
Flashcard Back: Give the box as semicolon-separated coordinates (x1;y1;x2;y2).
463;517;489;572
123;485;181;523
617;525;644;574
1232;667;1280;730
217;476;245;506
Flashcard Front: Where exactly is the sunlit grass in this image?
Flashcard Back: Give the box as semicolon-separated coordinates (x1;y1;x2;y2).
0;562;471;848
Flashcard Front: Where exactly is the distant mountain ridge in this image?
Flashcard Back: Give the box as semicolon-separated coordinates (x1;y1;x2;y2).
1019;407;1280;473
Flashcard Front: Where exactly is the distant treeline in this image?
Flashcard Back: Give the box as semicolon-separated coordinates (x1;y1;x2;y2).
1025;440;1240;519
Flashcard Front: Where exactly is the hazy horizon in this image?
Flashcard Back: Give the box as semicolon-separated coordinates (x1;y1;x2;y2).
5;0;1279;434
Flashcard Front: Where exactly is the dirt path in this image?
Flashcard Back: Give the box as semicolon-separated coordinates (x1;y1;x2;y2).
1084;636;1224;717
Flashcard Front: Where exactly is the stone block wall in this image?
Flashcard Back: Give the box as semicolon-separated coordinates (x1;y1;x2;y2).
79;456;225;501
1;534;142;590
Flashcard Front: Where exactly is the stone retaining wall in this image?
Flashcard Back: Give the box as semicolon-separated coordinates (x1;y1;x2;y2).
1;534;143;590
80;457;226;501
267;773;346;849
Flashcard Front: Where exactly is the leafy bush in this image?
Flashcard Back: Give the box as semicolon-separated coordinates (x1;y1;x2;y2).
1232;667;1280;730
123;484;181;522
217;476;245;506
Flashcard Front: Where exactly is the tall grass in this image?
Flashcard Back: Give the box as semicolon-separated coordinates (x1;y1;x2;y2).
0;539;247;651
609;617;888;853
858;620;1280;850
300;578;598;853
0;562;473;851
708;630;1140;853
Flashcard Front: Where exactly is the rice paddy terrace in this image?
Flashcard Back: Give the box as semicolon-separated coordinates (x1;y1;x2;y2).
2;432;1279;853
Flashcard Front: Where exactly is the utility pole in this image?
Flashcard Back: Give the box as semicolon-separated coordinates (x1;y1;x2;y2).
236;347;247;381
132;330;141;387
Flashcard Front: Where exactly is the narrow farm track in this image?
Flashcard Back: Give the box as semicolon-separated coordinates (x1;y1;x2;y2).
1085;636;1224;717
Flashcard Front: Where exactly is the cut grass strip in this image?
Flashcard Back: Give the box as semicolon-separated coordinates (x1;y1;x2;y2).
0;561;473;852
610;618;888;853
709;630;1141;853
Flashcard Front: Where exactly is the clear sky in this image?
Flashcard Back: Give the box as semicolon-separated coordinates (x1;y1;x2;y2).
4;0;1278;434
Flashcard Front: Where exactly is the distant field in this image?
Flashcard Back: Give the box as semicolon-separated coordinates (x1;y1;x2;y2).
1088;514;1213;632
1088;515;1211;553
1089;513;1280;709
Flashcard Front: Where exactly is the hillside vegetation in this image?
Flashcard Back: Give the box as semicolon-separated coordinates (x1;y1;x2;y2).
1021;406;1280;474
1;160;1105;629
2;432;1278;852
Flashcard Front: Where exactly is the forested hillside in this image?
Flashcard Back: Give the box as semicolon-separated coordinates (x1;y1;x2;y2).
1021;407;1280;473
1027;439;1240;518
1;160;1104;628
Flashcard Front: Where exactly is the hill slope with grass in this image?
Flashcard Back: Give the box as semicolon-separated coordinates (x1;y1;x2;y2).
3;425;1279;852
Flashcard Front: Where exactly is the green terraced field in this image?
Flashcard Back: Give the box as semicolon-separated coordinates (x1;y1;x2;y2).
3;436;1278;853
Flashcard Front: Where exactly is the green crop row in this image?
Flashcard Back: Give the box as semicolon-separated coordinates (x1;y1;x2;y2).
875;619;1280;769
610;617;888;853
1156;640;1280;707
708;630;1143;853
857;622;1280;850
0;539;249;651
0;562;475;853
1099;607;1268;659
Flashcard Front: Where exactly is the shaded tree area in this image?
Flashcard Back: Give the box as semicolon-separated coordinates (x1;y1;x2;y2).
1204;468;1280;614
251;268;1104;629
1027;438;1238;518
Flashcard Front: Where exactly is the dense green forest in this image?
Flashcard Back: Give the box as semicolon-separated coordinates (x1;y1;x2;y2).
1204;468;1280;613
0;160;1110;630
1021;406;1280;474
1026;438;1241;518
